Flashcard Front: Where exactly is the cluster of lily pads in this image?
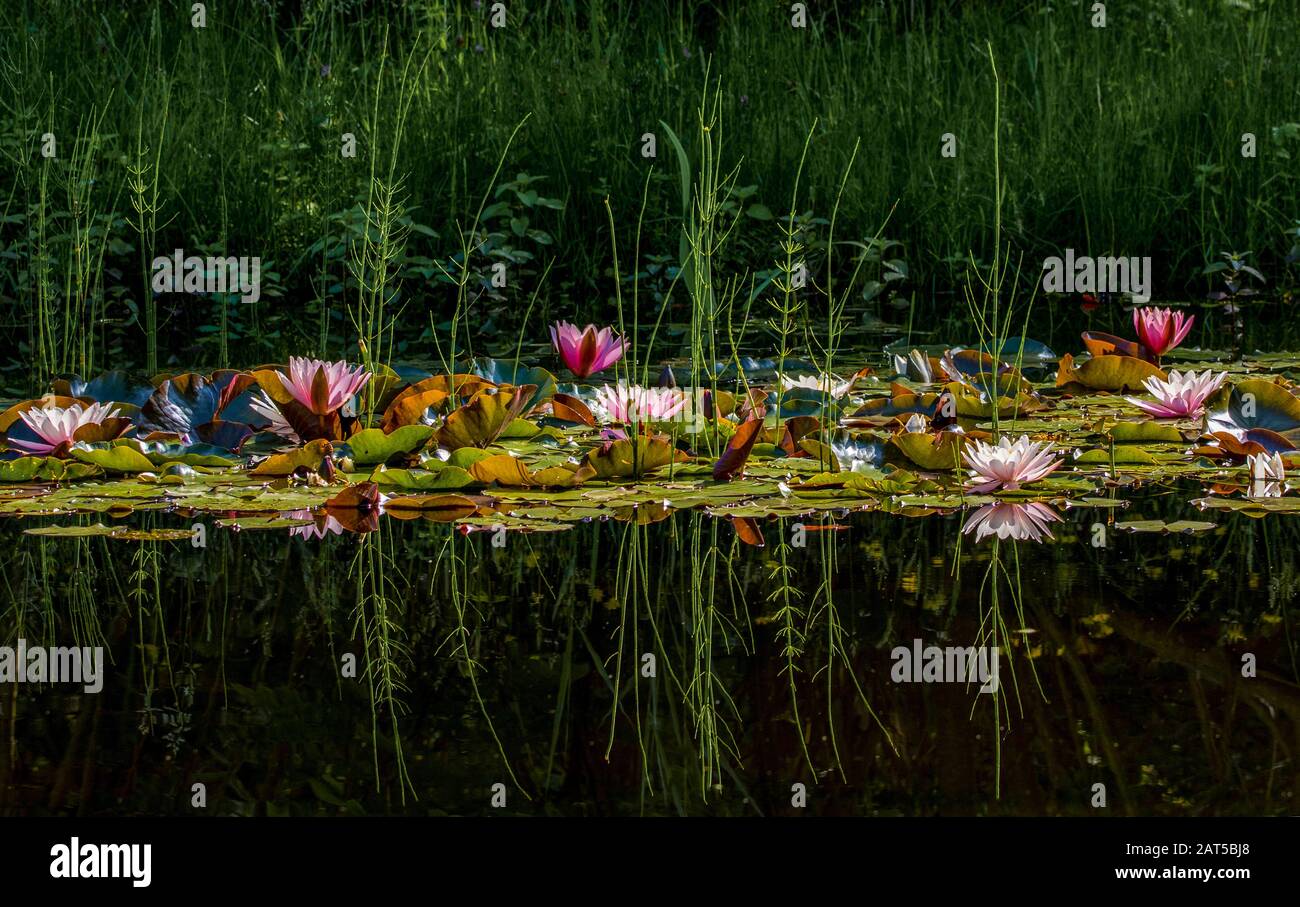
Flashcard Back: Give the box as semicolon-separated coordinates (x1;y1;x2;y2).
2;308;1298;543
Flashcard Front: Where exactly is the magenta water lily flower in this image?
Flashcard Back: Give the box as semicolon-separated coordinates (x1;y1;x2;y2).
549;322;628;378
594;382;688;423
12;401;122;455
962;501;1061;542
279;357;370;415
962;434;1063;493
1125;369;1226;419
1133;306;1194;359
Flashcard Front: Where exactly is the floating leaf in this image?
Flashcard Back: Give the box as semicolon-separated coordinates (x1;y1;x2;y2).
1206;378;1300;434
891;431;967;471
382;494;479;520
1057;353;1165;392
713;419;764;480
1108;421;1184;443
436;386;535;450
69;441;156;473
249;439;334;476
368;465;476;490
586;436;688;479
346;425;434;465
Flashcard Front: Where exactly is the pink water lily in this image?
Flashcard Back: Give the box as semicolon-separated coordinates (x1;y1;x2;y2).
1125;368;1226;419
279;357;370;415
962;434;1063;493
594;382;688;423
12;401;122;455
962;501;1061;542
549;322;628;378
1133;306;1194;359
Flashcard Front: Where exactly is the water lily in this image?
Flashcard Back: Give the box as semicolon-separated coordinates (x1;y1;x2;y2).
1247;452;1285;498
828;431;881;473
12;401;123;455
249;389;302;442
1125;368;1226;419
549;322;628;378
781;373;852;398
593;382;688;423
278;357;370;415
1133;306;1194;360
962;434;1063;492
893;349;934;384
962;501;1061;542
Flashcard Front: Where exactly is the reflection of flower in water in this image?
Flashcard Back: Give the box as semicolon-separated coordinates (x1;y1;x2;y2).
1246;452;1285;499
287;509;346;539
962;501;1061;543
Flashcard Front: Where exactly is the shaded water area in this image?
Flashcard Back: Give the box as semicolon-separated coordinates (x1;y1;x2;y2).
3;492;1297;817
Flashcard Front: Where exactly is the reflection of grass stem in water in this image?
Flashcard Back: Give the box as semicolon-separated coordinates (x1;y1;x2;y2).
808;516;896;782
435;529;529;799
603;521;651;789
769;518;813;773
349;530;415;802
684;514;742;799
967;536;1045;799
129;542;175;734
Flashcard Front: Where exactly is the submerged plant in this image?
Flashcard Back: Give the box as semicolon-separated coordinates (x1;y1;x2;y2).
1126;368;1226;419
962;435;1062;493
549;322;628;378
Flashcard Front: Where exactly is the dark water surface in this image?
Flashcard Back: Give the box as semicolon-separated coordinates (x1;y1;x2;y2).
1;495;1297;817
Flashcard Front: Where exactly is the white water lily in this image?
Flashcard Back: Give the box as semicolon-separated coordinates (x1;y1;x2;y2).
13;401;122;455
828;432;879;473
1246;452;1285;499
962;434;1063;493
780;373;852;398
893;349;934;384
1126;369;1226;419
903;413;929;433
248;389;302;443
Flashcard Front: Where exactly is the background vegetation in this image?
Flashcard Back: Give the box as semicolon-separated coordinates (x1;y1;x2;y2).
2;0;1299;389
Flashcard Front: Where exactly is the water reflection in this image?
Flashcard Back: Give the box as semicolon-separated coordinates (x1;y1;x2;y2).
1;495;1297;816
961;501;1061;543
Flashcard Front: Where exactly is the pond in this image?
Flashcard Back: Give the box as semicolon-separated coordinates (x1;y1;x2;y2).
2;335;1297;816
